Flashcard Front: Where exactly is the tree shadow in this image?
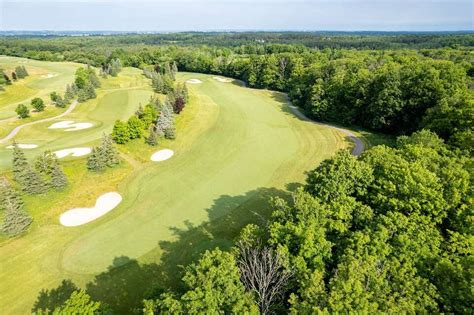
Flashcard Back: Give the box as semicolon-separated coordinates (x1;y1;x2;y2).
32;185;298;313
31;279;78;313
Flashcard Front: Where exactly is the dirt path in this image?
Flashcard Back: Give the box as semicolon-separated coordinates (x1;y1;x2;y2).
0;100;78;144
286;103;365;156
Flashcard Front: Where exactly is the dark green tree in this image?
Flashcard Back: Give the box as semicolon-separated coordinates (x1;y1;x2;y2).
15;104;29;119
0;177;32;237
31;97;45;112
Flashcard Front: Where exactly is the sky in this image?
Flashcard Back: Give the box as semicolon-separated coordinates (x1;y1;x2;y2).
0;0;472;31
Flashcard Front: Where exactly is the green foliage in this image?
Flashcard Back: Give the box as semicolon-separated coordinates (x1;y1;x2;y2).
111;120;130;144
31;97;45;112
164;126;176;140
15;103;29;118
127;116;144;139
14;65;28;78
50;161;68;190
45;290;102;315
0;177;32;237
50;91;65;108
148;249;258;314
12;143;29;183
145;129;159;146
87;134;120;172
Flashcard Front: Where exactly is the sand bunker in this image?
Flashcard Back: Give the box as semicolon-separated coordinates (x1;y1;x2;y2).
60;192;123;227
213;76;233;83
151;149;174;162
6;143;38;149
41;73;58;78
54;147;91;159
49;120;93;131
186;79;202;84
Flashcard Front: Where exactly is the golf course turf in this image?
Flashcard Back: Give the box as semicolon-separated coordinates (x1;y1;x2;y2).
0;67;355;313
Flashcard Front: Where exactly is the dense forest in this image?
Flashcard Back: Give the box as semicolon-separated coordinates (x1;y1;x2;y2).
1;33;472;314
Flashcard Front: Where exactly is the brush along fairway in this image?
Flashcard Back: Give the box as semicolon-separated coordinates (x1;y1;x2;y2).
60;192;123;227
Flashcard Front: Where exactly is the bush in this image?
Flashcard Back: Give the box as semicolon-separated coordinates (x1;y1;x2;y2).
15;104;29;119
31;97;45;112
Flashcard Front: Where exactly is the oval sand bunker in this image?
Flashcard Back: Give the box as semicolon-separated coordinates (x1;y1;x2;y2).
60;192;122;227
151;149;174;162
213;76;233;83
49;120;93;131
6;144;38;149
186;79;202;84
54;147;91;159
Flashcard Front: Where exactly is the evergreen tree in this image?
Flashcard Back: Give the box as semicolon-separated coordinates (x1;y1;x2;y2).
85;82;97;99
145;129;159;146
21;65;29;77
12;142;29;183
31;97;45;112
11;71;17;81
21;165;48;194
127;116;144;139
0;177;32;237
111;120;130;144
156;101;174;134
34;151;56;175
164;126;176;140
87;147;105;172
64;84;75;102
50;160;68;190
88;72;101;88
101;134;120;167
15;104;29;119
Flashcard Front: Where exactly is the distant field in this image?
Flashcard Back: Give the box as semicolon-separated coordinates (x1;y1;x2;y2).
0;71;353;313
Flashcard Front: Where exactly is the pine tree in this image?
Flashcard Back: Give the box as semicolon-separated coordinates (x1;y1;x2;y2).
12;142;29;183
64;84;75;102
87;147;105;172
21;66;29;77
12;71;17;81
164;126;176;140
88;72;101;88
101;134;120;167
156;100;174;134
22;165;48;194
34;151;55;175
145;129;159;146
50;160;68;190
0;177;32;237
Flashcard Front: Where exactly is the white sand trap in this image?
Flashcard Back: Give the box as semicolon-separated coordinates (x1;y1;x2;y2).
41;73;58;78
60;192;122;227
48;120;93;131
6;143;38;149
186;79;202;84
151;149;174;162
54;147;92;159
213;76;233;83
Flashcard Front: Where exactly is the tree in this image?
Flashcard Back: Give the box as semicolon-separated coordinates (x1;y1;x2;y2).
0;177;32;237
50;91;65;108
22;165;48;194
41;290;102;315
64;84;75;103
11;71;17;81
237;241;294;314
111;120;130;144
31;97;45;112
12;142;29;183
50;160;68;190
87;147;105;172
127;116;144;139
148;249;258;314
101;134;120;167
164;126;176;140
15;104;29;119
34;151;56;175
145;129;159;146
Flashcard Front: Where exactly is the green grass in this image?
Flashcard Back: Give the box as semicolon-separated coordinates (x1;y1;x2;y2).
0;56;81;121
0;72;353;314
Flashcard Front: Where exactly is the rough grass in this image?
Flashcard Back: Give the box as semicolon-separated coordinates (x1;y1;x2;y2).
0;71;354;314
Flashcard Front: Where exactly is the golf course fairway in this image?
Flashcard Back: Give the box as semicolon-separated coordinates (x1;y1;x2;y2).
0;72;353;313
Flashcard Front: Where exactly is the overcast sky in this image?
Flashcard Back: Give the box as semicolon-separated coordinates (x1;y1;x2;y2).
0;0;472;31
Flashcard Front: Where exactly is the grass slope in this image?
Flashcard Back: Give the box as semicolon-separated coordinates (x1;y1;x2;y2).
0;56;81;123
0;72;351;314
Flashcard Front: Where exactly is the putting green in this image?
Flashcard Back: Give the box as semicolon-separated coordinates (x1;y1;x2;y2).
0;72;352;313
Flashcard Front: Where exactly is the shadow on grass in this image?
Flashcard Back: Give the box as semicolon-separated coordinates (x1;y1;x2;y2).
32;185;299;313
